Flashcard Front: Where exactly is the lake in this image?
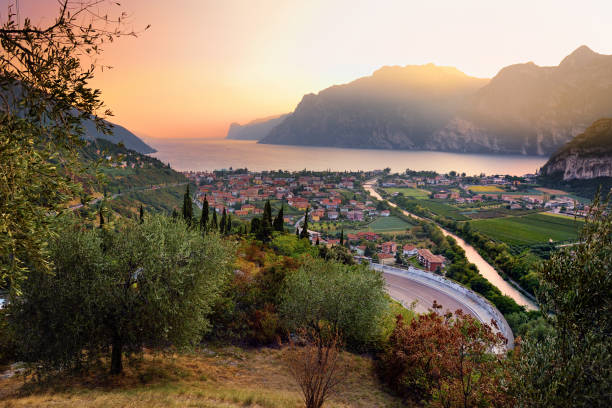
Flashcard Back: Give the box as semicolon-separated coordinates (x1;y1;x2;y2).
149;139;547;176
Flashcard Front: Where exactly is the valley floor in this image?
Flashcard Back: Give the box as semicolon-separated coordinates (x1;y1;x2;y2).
0;347;403;408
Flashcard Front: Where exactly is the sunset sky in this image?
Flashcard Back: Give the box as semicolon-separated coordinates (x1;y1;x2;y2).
8;0;612;139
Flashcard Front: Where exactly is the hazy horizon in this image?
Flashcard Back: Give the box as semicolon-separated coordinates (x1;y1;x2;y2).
13;0;612;140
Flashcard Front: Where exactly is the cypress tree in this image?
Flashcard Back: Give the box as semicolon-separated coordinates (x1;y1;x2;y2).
99;206;105;228
340;228;344;246
273;205;284;232
200;195;209;232
296;227;299;238
220;208;227;234
139;204;144;224
226;214;232;235
211;210;218;230
182;185;193;225
171;208;178;220
300;207;309;239
315;236;320;245
263;200;272;226
251;218;261;235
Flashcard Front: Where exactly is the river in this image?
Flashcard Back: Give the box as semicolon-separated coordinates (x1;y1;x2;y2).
364;180;538;311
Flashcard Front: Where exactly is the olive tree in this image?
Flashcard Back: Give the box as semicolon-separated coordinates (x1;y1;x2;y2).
280;257;388;350
9;215;235;374
0;1;147;291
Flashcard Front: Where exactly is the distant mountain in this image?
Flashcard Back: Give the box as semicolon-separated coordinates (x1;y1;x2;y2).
226;114;289;140
260;64;488;149
82;119;156;154
436;46;612;155
540;118;612;180
259;46;612;155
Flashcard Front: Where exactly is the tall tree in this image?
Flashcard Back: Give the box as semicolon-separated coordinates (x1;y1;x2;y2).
263;200;273;226
340;228;344;246
219;208;227;234
0;1;146;291
99;206;105;229
226;214;232;235
300;207;310;240
514;195;612;407
182;185;193;225
211;210;218;231
139;204;144;224
273;204;285;232
200;195;209;232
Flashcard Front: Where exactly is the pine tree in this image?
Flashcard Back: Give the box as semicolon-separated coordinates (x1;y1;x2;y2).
211;210;218;230
273;204;284;232
220;208;227;234
200;195;209;232
300;207;309;239
139;204;144;224
340;228;344;246
182;185;193;225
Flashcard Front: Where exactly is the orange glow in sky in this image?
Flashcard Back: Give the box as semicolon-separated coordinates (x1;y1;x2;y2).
7;0;612;139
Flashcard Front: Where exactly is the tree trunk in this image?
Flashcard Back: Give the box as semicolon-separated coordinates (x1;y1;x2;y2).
110;336;123;375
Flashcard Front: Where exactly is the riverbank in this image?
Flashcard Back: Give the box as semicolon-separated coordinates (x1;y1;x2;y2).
363;179;537;311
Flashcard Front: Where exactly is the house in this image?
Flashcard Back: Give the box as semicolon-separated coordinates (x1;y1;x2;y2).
380;241;397;254
380;210;390;217
327;211;339;220
417;249;445;272
402;244;417;256
351;245;366;256
377;253;396;265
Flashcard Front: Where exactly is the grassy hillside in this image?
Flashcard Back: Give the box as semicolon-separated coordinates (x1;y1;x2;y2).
0;347;402;408
79;139;189;217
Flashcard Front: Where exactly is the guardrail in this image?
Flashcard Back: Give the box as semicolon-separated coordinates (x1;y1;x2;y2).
371;262;514;348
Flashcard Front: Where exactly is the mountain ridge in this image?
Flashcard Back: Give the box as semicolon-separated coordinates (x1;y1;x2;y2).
258;46;612;155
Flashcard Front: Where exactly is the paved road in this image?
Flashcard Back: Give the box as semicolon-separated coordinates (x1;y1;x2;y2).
384;272;479;316
69;182;187;210
376;265;514;349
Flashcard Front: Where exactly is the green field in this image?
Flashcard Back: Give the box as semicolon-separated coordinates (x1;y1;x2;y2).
383;187;430;198
468;213;584;246
347;216;413;233
415;199;469;221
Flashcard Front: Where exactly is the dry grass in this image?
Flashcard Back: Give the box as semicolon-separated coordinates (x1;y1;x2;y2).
0;347;402;408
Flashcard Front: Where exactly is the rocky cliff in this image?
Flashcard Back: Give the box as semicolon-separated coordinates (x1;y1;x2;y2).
260;64;487;149
226;114;289;140
540;118;612;180
259;46;612;155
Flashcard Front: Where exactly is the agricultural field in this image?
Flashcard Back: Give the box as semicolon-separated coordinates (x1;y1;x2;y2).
383;187;430;198
467;213;584;246
415;199;469;221
347;215;413;233
468;185;505;193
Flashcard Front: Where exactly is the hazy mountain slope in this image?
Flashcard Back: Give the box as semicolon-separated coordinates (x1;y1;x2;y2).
259;64;488;149
540;118;612;180
82;119;156;154
260;46;612;155
226;114;289;140
435;46;612;155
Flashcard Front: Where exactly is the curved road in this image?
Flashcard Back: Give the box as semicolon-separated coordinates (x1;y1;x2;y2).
364;179;537;311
